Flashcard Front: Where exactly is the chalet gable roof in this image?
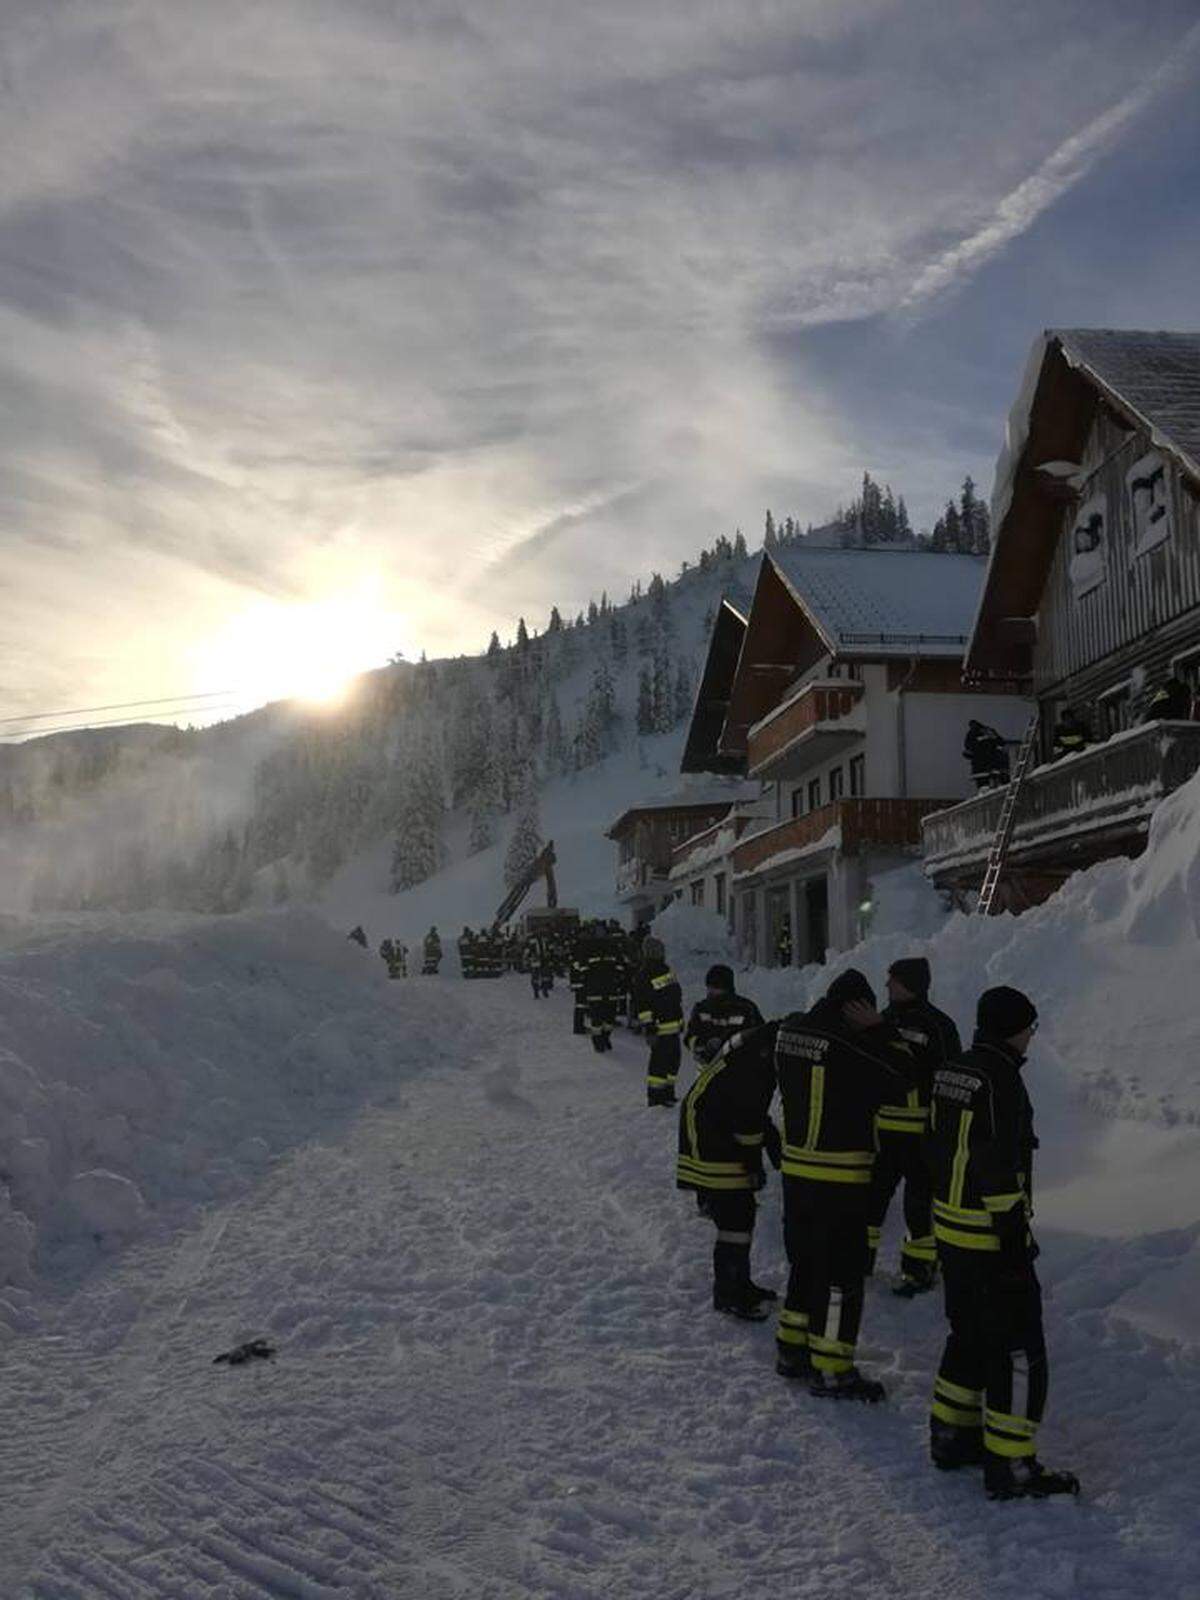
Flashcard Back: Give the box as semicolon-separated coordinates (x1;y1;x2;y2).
970;328;1200;676
680;598;748;775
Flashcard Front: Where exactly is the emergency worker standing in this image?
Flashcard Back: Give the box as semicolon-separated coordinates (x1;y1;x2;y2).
633;936;684;1106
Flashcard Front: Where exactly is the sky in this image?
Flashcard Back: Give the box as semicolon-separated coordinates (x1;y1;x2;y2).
2;0;1200;725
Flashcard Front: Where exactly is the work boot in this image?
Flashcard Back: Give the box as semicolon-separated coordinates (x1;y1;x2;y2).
775;1350;813;1382
713;1286;771;1321
747;1280;778;1305
930;1421;986;1471
591;1034;606;1054
647;1086;676;1107
808;1368;886;1403
984;1457;1080;1501
893;1265;938;1299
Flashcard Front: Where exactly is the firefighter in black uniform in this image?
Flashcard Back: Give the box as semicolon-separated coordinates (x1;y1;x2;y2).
927;985;1079;1499
379;938;406;979
581;925;624;1052
867;957;962;1296
1051;707;1090;761
773;969;915;1400
677;1018;778;1319
633;936;684;1105
422;927;442;975
775;917;792;968
569;932;589;1035
526;932;554;997
1143;673;1193;722
684;966;766;1065
963;721;1011;790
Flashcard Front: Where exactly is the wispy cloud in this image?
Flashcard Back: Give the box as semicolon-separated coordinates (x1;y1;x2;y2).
0;0;1195;714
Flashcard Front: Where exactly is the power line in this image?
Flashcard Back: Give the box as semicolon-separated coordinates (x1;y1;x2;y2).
0;704;242;744
0;689;236;729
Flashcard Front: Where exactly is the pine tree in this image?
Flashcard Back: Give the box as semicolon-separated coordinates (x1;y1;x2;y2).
637;665;655;736
547;606;564;633
764;510;778;550
504;774;543;889
545;693;568;773
734;529;748;559
897;496;912;543
390;736;446;891
487;631;502;659
673;658;694;723
942;501;964;552
516;617;530;650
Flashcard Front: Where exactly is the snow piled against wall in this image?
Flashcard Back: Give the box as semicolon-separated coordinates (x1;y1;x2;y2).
0;910;431;1296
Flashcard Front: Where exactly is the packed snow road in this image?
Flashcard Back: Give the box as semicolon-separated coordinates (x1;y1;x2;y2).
3;972;1198;1599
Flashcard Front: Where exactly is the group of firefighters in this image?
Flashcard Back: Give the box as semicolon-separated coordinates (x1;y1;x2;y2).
964;670;1196;790
562;932;1078;1503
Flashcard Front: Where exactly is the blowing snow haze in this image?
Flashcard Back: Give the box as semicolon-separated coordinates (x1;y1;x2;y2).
2;2;1200;720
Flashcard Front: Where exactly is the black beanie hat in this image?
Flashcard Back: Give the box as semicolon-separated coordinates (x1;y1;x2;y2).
889;957;931;998
705;964;735;991
826;968;876;1008
977;985;1038;1039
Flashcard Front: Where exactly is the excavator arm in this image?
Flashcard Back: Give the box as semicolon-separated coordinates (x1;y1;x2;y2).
494;841;558;927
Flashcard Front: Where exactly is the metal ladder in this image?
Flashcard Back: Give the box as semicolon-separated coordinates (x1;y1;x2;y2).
976;710;1040;917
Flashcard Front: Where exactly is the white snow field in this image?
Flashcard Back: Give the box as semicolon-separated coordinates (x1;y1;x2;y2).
5;771;1200;1594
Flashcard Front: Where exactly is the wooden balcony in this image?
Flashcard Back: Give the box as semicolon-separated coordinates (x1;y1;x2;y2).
734;797;954;878
746;681;865;780
922;721;1200;887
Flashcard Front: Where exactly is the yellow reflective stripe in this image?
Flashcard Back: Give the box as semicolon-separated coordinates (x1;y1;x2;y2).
934;1223;1001;1251
933;1199;993;1225
651;971;677;990
948;1108;972;1210
637;1010;653;1023
677;1157;748;1174
985;1433;1037;1459
932;1400;983;1428
778;1308;809;1328
809;1333;855;1374
684;1055;727;1162
783;1161;871;1184
901;1235;937;1263
647;1075;674;1087
877;1116;927;1134
656;1021;683;1035
935;1376;984;1407
783;1146;873;1167
776;1325;809;1346
677;1172;755;1190
866;1226;882;1248
734;1132;764;1147
982;1192;1025;1213
804;1063;825;1150
985;1408;1038;1438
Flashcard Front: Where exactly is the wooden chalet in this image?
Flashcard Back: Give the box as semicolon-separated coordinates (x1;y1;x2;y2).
673;549;1028;963
922;329;1200;908
605;791;751;927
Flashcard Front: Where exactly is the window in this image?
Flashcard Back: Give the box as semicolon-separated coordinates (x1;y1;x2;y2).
715;873;727;917
1173;646;1200;697
1069;494;1108;597
791;787;805;818
849;754;865;797
690;880;705;907
808;777;822;812
1128;452;1171;557
1097;680;1133;739
829;766;845;801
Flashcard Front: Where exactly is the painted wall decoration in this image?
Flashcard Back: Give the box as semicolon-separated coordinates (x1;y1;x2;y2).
1069;493;1108;597
1127;451;1172;557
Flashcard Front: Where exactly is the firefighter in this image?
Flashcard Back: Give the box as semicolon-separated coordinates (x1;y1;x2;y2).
634;935;684;1106
379;938;406;980
569;929;589;1035
963;721;1011;790
773;969;915;1401
776;916;793;968
1051;707;1090;761
927;985;1080;1500
526;931;553;998
580;924;624;1052
677;1019;778;1319
867;957;962;1296
1143;673;1193;722
684;965;766;1064
422;927;443;975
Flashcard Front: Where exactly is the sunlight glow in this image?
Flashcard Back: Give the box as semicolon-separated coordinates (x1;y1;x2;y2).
191;582;409;714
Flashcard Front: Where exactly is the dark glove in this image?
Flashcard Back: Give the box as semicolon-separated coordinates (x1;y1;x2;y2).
763;1118;783;1171
993;1205;1036;1278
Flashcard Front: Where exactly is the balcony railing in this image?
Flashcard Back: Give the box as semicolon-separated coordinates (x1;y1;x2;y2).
746;680;864;779
734;797;954;878
922;721;1200;880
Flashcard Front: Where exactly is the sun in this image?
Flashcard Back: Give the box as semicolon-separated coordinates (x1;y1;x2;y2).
193;584;407;714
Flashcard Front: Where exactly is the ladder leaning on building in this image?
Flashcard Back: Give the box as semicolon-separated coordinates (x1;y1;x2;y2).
976;711;1041;917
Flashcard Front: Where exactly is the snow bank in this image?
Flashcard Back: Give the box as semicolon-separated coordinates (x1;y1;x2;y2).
0;909;441;1287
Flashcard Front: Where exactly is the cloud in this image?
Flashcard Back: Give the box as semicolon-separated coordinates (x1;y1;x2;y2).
0;0;1195;715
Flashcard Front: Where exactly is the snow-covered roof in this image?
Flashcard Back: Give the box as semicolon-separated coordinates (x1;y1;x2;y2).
991;328;1200;557
605;781;759;838
768;548;984;659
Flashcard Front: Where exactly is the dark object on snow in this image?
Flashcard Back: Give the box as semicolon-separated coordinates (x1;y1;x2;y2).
963;720;1010;790
213;1337;276;1367
347;925;368;948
